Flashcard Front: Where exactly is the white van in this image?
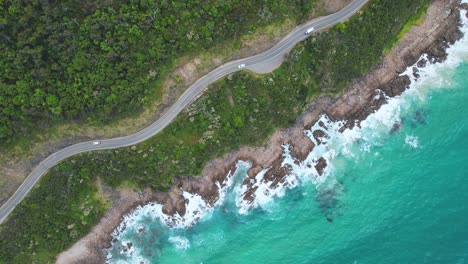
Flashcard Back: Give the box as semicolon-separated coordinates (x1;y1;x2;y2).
304;27;315;35
92;141;101;145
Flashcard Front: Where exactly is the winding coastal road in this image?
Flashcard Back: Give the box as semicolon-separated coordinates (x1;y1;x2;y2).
0;0;368;224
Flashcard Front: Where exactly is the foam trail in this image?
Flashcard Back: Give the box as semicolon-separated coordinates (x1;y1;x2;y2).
168;236;190;250
405;135;419;148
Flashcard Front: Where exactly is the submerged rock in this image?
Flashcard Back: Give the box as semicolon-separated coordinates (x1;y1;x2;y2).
412;67;420;79
413;110;427;125
390;122;402;134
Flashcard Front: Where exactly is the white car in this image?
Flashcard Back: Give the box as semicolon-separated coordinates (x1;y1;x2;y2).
304;27;315;35
92;141;101;145
238;64;246;69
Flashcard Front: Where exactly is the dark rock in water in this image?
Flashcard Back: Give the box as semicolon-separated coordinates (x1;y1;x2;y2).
289;135;315;161
379;75;411;97
243;166;261;194
264;159;292;188
242;177;251;186
313;130;327;145
127;242;133;249
317;188;339;211
154;161;237;220
414;110;422;121
175;197;186;216
160;188;188;216
339;119;358;133
314;157;327;176
412;67;420;79
316;182;346;223
413;110;427;125
137;226;144;233
417;58;428;68
242;186;258;204
240;157;294;205
389;122;402;134
277;166;293;186
161;201;175;215
204;183;221;206
426;10;463;64
319;197;338;210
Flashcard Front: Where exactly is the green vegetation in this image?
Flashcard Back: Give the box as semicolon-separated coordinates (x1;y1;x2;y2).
385;1;431;53
0;162;106;263
395;6;428;43
0;0;315;146
302;0;431;91
0;0;432;262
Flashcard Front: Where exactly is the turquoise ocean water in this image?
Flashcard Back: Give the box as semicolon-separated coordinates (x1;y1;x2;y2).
107;10;468;264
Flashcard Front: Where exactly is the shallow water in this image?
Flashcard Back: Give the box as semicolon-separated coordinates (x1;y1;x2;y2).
106;9;468;264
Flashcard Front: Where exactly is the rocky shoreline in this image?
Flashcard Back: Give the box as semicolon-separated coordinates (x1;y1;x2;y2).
56;0;466;263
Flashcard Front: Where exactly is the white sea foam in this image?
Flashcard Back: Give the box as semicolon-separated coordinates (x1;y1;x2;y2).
401;8;468;89
215;163;237;207
405;135;419;148
235;163;300;214
106;166;237;263
168;236;191;250
127;166;237;231
234;111;379;214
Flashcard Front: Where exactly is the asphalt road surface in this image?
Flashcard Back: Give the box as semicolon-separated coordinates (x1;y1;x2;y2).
0;0;368;224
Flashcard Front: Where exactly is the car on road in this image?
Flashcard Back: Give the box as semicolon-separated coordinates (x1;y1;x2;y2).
92;141;101;145
238;64;246;69
304;27;315;35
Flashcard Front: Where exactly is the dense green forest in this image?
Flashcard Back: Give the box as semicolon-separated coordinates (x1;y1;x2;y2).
0;0;431;262
0;0;315;145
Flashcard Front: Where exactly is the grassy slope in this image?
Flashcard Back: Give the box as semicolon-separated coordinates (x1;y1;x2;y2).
384;0;431;54
0;0;431;262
